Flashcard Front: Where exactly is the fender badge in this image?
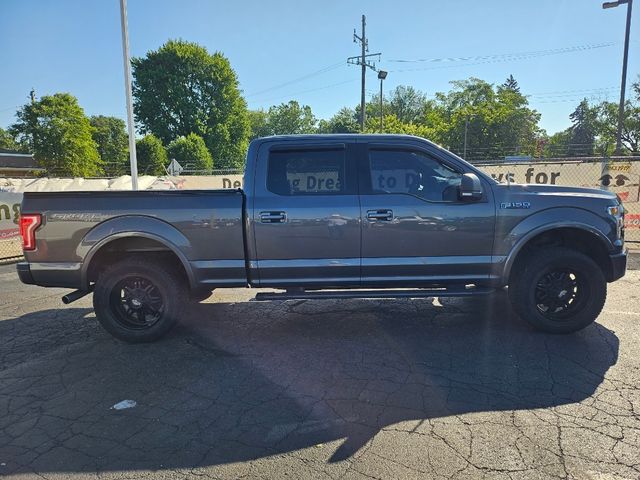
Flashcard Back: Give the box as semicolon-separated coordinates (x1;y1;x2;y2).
500;202;531;209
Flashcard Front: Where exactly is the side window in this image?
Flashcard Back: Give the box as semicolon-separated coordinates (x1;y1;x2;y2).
369;149;462;202
267;148;350;195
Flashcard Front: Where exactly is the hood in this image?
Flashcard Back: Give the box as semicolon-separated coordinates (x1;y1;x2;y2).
496;183;619;202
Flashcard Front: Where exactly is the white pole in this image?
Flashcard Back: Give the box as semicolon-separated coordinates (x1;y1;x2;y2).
119;0;139;190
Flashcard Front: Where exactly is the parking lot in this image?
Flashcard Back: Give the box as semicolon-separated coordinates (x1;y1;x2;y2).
1;259;639;479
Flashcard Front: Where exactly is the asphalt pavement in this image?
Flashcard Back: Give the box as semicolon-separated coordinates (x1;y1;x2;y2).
1;260;639;479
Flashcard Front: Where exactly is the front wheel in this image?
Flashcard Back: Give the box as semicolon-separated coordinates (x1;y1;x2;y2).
93;257;187;342
509;247;606;334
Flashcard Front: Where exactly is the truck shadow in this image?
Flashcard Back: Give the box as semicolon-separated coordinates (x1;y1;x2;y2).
0;293;619;474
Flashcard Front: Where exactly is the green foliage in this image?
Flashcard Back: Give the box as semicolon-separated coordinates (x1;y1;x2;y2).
11;93;102;176
167;133;213;172
0;127;21;151
317;107;359;133
359;78;542;160
500;74;520;93
266;101;317;135
543;130;572;157
248;101;317;137
388;86;427;124
90;115;129;176
136;134;167;175
566;99;599;156
364;113;434;138
248;109;271;140
132;39;250;168
596;85;639;154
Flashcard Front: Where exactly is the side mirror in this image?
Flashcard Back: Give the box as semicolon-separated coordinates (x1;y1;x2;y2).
459;173;483;201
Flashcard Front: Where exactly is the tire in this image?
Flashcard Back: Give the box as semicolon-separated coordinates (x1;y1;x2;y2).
190;288;213;303
509;247;606;334
93;256;187;343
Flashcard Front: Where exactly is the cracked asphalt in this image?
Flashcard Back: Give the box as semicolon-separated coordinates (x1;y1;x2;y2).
1;260;639;480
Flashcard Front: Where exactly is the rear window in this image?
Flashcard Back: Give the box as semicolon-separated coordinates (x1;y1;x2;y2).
267;149;350;195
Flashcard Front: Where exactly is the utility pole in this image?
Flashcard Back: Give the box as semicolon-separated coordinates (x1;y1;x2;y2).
348;15;381;132
603;0;634;154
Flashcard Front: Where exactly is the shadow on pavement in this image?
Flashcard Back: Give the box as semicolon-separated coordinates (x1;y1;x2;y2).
0;293;619;474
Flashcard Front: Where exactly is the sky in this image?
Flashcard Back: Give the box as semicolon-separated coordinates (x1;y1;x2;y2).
0;0;638;135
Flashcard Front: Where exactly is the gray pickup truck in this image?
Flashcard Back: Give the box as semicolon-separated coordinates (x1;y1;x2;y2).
17;134;627;341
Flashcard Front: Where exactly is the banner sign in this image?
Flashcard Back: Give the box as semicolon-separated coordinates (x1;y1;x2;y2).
0;191;21;240
178;162;640;236
479;161;640;232
1;160;639;250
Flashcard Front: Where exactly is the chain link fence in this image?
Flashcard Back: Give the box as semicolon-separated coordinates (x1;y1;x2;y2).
2;157;639;261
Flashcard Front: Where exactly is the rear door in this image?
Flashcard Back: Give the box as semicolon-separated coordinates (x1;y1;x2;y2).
251;142;361;287
359;143;496;286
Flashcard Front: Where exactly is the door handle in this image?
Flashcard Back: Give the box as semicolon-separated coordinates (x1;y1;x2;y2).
260;211;287;223
367;209;393;221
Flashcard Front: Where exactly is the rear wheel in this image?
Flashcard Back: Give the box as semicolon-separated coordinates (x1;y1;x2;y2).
509;247;606;333
93;257;187;342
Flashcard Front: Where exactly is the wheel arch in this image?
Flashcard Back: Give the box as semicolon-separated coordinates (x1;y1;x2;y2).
504;223;614;284
79;216;196;290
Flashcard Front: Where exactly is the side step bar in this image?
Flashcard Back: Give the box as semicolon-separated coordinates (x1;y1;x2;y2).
254;286;495;302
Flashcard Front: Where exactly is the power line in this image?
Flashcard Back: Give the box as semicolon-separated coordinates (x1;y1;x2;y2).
245;62;345;98
388;42;615;64
389;42;616;73
248;79;356;105
528;86;618;96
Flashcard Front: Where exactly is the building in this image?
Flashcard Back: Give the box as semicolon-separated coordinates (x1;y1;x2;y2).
0;150;45;177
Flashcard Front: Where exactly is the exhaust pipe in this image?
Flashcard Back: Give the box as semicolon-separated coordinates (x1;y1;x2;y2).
62;286;94;305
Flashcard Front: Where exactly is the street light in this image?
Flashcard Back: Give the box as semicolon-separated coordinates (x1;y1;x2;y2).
119;0;139;190
377;70;387;133
603;0;633;155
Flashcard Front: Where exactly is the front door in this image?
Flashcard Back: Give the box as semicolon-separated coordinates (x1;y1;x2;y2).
359;145;496;286
252;142;361;287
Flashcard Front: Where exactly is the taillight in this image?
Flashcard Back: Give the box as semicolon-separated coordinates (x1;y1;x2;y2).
19;214;41;251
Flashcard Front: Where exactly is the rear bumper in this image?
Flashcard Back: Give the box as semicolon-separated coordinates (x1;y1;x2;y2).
15;261;82;288
608;250;627;282
16;262;35;285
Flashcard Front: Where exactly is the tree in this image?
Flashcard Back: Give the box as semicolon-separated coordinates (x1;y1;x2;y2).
132;40;250;168
500;74;520;93
317;107;360;133
11;93;101;176
419;78;542;160
0;127;21;151
388;86;427;124
136;134;167;175
567;99;598;156
248;109;271;140
595;76;640;155
90;115;129;176
265;101;317;135
167;133;213;172
543;130;572;158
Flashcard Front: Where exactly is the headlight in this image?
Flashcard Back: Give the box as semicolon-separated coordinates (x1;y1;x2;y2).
607;204;624;241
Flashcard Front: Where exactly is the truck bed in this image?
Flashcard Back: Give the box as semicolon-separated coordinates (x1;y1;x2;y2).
20;189;247;288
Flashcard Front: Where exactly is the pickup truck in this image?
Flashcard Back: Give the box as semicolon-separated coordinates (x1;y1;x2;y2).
17;134;627;342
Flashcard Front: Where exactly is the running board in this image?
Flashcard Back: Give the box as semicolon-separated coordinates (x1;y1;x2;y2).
254;286;495;301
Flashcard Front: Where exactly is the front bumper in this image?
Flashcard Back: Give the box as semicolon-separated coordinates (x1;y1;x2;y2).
608;250;627;282
16;262;35;285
